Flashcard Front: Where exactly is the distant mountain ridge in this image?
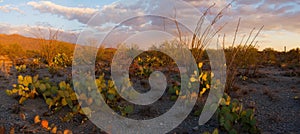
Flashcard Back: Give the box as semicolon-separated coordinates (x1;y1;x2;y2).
0;34;75;51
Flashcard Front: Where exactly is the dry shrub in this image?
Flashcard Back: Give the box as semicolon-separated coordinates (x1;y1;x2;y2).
223;18;263;92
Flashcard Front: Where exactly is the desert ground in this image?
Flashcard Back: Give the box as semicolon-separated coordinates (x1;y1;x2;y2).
0;62;299;133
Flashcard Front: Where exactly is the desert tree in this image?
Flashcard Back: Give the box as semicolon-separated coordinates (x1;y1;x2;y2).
29;27;62;65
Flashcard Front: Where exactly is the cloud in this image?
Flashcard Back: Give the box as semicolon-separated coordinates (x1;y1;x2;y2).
2;0;299;50
184;0;228;10
0;5;23;14
180;0;300;50
220;1;300;35
26;0;202;28
27;1;98;24
81;1;146;27
235;0;261;5
24;0;300;34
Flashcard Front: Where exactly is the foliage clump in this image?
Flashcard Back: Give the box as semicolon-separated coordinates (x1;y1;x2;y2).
6;74;134;121
217;94;259;134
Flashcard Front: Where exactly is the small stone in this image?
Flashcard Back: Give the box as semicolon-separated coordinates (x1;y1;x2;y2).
248;101;256;108
0;126;5;134
192;126;199;131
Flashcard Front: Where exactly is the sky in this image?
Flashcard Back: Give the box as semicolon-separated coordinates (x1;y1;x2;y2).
0;0;300;51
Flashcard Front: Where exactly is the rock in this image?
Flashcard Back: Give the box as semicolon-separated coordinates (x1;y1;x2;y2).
9;127;14;134
248;101;256;108
192;126;199;131
0;126;5;134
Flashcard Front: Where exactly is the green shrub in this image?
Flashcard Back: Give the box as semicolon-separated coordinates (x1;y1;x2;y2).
53;53;72;68
15;64;27;73
6;75;39;104
217;94;259;134
6;74;134;121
